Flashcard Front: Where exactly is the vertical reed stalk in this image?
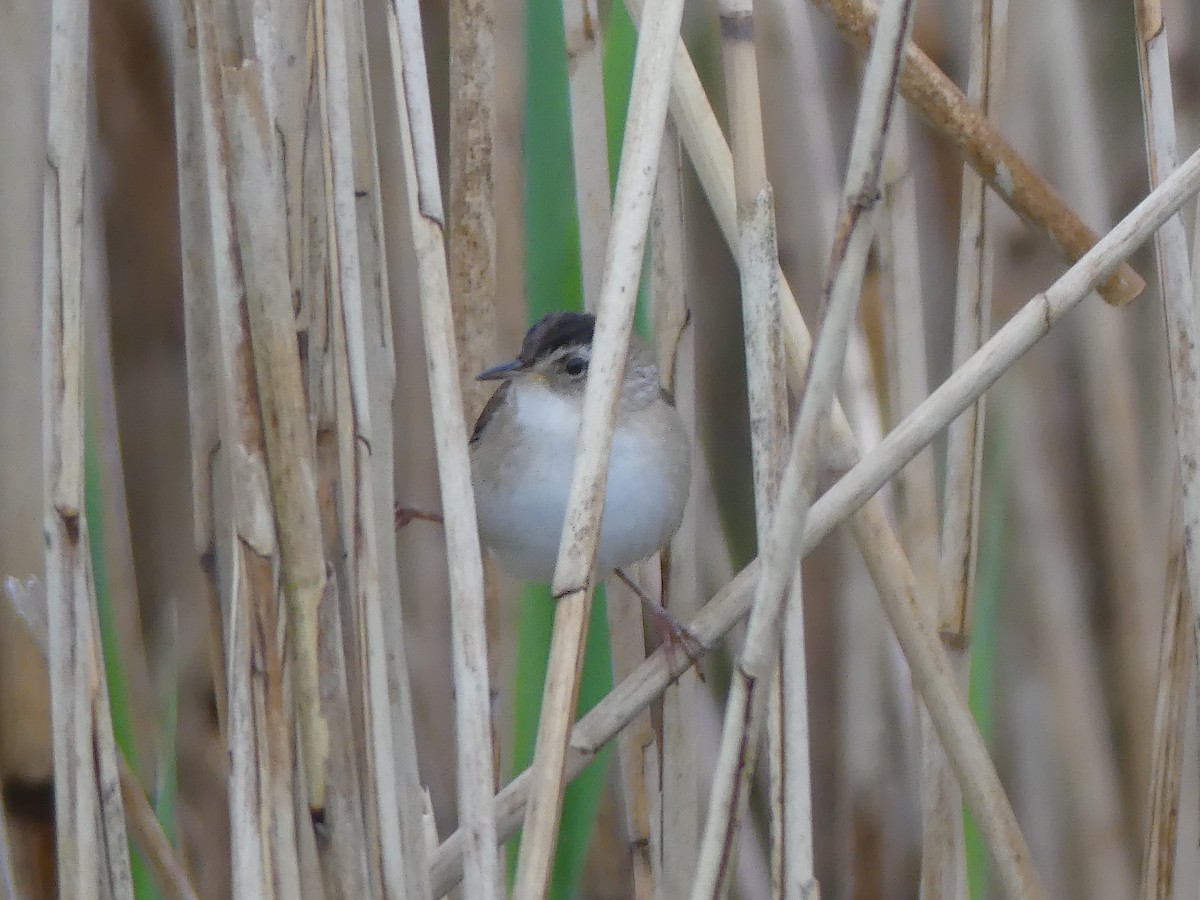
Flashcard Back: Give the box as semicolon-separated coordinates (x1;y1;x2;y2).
386;0;498;895
649;119;700;899
42;0;134;891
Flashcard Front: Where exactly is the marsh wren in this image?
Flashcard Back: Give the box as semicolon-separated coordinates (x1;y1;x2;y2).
470;312;693;637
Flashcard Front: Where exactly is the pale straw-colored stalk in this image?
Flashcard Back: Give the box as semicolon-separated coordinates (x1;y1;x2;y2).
191;3;307;892
928;0;1008;894
430;135;1200;900
1133;8;1200;881
714;0;807;894
649;119;700;899
504;0;688;891
561;0;612;305
386;0;497;895
42;0;134;891
3;576;200;900
692;1;914;894
343;1;434;893
808;0;1144;307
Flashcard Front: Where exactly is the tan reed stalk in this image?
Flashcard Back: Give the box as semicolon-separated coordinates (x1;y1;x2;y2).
1009;378;1135;900
927;0;1008;894
692;1;915;894
560;0;612;305
714;0;807;894
190;4;306;892
341;1;435;894
4;577;200;900
385;0;498;895
1037;0;1159;821
808;0;1144;307
430;136;1200;900
447;0;505;841
649;119;701;898
1138;500;1191;900
1133;6;1200;863
42;0;134;891
501;0;687;891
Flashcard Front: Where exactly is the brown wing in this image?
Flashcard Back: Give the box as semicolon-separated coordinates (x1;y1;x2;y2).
471;381;511;445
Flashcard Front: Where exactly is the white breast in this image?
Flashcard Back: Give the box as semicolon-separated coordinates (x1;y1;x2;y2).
473;384;686;582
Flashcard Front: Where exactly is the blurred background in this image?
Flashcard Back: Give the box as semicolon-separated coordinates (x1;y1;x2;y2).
3;0;1200;897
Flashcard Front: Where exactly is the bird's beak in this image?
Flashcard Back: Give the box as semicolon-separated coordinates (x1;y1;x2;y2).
475;359;524;381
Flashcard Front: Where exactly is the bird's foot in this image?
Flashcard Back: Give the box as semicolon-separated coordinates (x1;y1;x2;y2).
613;568;705;680
394;505;444;529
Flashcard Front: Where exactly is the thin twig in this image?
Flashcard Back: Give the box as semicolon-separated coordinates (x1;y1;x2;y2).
808;0;1144;307
386;0;497;895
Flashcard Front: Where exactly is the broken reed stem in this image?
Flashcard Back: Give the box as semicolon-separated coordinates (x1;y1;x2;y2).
714;0;802;894
387;1;498;896
1132;13;1200;873
431;134;1200;900
692;1;914;895
506;0;687;892
561;0;612;307
809;0;1144;307
649;120;700;897
42;0;134;892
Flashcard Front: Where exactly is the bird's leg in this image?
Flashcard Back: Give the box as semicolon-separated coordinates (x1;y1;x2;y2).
394;505;444;529
612;567;704;677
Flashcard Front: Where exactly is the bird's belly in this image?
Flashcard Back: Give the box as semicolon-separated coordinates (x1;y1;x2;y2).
475;431;680;582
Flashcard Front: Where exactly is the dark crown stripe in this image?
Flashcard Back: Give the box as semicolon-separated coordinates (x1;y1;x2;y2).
519;311;595;362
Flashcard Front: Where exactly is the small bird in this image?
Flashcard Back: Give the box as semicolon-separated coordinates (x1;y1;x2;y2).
470;312;693;639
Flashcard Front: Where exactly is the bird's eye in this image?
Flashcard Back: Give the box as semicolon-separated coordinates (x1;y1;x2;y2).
564;356;587;377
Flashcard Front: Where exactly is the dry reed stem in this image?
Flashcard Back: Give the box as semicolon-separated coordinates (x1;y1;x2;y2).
387;0;498;895
877;106;965;899
4;578;200;900
341;1;434;894
42;0;134;892
192;5;303;890
449;0;500;419
561;0;612;307
1133;9;1200;857
1138;504;1191;900
506;0;687;892
693;1;914;894
927;0;1007;894
714;0;803;893
229;58;330;818
808;0;1144;307
650;121;700;898
715;3;811;897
